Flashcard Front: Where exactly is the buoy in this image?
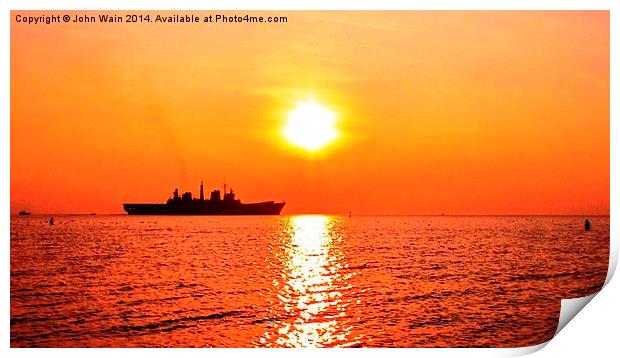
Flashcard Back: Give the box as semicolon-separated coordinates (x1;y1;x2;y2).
585;219;591;231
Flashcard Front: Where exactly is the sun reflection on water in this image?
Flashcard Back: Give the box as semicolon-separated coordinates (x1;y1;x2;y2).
261;215;355;347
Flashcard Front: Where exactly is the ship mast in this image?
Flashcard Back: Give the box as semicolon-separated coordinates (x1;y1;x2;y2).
200;181;204;201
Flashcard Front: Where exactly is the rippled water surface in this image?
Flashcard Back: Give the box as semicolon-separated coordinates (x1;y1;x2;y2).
10;215;609;347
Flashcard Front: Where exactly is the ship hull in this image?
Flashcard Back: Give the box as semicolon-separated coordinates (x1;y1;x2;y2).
123;201;285;215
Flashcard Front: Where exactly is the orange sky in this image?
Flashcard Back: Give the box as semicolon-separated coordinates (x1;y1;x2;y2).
11;11;610;215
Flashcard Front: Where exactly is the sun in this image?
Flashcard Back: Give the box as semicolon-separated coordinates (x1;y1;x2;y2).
283;100;339;151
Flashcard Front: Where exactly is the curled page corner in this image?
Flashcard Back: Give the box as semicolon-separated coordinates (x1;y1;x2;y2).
542;237;618;348
502;341;549;356
604;233;618;286
553;233;618;336
501;293;600;357
555;293;598;336
505;236;617;356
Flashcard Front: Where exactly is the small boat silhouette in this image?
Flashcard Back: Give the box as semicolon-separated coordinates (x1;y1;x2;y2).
18;211;31;216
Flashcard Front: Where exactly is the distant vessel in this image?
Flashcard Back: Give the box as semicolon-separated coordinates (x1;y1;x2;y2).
123;182;286;215
18;211;30;216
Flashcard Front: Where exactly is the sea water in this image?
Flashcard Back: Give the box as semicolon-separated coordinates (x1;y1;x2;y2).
10;215;609;347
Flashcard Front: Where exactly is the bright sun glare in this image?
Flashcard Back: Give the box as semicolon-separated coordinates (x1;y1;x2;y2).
283;100;339;151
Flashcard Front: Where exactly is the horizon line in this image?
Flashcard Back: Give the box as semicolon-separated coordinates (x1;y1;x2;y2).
10;212;611;217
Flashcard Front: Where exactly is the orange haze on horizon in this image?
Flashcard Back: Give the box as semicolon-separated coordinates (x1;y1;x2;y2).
11;11;610;215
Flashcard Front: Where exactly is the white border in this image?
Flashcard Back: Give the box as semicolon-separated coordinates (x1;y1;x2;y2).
1;0;617;11
3;1;617;357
